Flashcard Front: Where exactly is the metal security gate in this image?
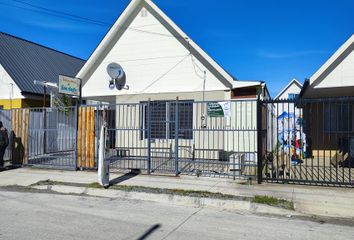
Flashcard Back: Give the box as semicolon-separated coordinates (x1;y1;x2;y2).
27;107;77;169
104;99;258;179
261;98;354;187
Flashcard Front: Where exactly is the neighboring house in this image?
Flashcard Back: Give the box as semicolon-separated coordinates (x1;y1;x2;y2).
77;0;269;175
272;79;303;155
0;32;85;110
275;78;302;100
301;34;354;99
300;34;354;168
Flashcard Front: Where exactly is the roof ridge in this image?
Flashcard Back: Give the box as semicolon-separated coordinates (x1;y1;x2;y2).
0;32;86;62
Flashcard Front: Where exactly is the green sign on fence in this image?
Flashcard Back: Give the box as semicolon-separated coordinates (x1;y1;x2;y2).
207;101;231;117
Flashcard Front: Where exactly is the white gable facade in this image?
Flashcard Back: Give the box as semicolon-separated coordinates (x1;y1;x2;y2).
0;64;23;101
275;79;302;100
0;64;23;100
78;0;234;103
304;34;354;98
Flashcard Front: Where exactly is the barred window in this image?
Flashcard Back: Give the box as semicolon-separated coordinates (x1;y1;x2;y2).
140;101;193;140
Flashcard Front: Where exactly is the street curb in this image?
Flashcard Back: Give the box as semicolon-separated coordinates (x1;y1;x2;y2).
32;184;301;218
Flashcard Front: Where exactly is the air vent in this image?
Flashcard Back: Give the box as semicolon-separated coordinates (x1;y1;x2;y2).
141;9;148;17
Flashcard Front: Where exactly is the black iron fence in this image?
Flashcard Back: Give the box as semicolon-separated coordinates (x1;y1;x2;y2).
260;97;354;187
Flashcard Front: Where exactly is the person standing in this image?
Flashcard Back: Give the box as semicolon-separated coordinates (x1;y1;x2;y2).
0;121;9;169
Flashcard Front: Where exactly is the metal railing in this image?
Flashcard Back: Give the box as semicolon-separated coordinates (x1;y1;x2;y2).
261;97;354;187
97;99;258;179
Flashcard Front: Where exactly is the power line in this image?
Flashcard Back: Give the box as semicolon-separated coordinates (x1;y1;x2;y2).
11;0;110;26
2;0;189;39
0;2;104;26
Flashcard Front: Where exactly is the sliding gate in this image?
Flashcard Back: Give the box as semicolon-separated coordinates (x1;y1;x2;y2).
27;107;77;169
261;98;354;187
104;100;258;178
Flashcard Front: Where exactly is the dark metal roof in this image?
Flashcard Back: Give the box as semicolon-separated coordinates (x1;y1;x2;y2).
0;32;85;95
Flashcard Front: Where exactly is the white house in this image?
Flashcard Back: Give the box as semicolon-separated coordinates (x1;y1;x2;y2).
300;34;354;166
302;34;354;98
275;78;302;100
77;0;269;176
78;0;269;103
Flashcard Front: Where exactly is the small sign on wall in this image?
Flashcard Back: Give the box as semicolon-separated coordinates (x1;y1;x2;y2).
59;75;81;96
207;101;231;117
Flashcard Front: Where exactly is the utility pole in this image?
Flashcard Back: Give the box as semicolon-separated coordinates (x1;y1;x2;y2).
43;84;47;107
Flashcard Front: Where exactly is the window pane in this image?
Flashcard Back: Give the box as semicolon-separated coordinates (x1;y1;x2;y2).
141;100;194;140
150;101;167;139
169;102;193;140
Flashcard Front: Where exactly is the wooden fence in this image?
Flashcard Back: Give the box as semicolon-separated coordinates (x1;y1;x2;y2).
77;107;96;169
11;109;30;165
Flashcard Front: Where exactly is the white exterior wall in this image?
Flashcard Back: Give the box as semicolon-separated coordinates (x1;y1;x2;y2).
315;49;354;88
82;7;228;99
0;64;23;100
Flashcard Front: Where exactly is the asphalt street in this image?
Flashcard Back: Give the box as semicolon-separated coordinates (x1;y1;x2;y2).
0;190;353;240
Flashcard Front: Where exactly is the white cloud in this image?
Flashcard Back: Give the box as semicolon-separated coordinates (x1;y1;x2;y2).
257;50;328;59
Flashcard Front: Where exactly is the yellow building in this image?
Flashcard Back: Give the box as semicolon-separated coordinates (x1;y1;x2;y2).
0;32;85;110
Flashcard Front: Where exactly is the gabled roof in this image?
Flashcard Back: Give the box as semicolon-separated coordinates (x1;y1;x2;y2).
310;34;354;86
0;32;85;95
274;78;302;100
77;0;234;88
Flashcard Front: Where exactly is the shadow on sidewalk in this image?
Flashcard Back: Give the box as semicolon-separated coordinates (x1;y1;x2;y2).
110;171;140;185
136;224;161;240
0;165;21;172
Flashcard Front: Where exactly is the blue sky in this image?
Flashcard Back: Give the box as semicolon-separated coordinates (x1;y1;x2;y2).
1;0;354;97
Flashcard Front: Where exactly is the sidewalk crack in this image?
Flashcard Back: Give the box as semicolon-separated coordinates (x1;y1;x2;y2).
160;208;203;240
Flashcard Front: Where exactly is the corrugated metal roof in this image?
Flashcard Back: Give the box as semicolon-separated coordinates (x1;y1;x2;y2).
0;32;85;95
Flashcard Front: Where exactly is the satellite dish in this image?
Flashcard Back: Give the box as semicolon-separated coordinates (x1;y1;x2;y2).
106;63;129;90
115;72;128;90
107;63;124;79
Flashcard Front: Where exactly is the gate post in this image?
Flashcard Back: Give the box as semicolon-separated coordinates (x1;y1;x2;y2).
257;97;263;184
147;99;152;174
175;97;179;176
74;105;79;170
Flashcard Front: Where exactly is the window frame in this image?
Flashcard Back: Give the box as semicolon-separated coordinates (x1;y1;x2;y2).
140;100;194;140
288;93;299;100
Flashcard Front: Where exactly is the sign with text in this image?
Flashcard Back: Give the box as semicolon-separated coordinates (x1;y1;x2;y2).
59;75;81;96
207;101;231;117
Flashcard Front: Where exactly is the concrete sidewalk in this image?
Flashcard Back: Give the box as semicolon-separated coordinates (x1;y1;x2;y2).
0;168;353;219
